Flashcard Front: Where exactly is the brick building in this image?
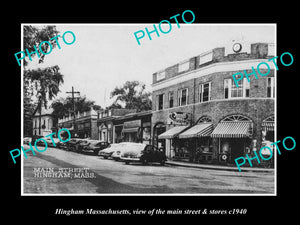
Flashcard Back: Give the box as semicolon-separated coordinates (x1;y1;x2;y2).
152;41;275;166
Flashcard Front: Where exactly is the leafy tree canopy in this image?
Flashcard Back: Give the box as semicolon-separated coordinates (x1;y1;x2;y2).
110;81;152;112
51;96;102;123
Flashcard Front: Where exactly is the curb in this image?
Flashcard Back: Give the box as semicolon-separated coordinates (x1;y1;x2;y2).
165;161;274;173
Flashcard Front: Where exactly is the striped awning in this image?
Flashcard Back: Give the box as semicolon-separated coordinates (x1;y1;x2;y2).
211;122;252;138
178;123;213;139
158;126;189;139
262;122;274;131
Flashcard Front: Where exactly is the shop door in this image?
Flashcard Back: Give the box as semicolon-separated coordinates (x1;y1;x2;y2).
229;139;244;162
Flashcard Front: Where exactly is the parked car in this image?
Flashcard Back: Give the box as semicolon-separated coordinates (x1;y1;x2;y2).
84;141;110;155
111;143;146;161
23;137;32;145
31;135;44;145
98;143;120;159
67;138;84;151
76;139;92;152
45;137;61;147
121;144;167;165
57;141;68;150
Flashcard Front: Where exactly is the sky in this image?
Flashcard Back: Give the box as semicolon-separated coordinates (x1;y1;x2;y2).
25;24;276;108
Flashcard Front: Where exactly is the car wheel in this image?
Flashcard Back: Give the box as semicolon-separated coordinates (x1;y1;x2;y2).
125;161;130;165
160;160;165;166
103;156;108;159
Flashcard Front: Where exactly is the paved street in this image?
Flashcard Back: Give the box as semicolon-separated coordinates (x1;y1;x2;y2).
23;146;275;194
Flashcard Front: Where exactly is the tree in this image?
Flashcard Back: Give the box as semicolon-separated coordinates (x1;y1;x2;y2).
110;81;152;112
51;96;101;125
23;25;63;136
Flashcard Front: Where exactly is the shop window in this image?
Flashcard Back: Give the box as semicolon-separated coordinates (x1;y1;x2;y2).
178;88;188;106
157;94;164;110
168;91;174;108
199;82;211;102
267;77;275;98
224;78;250;99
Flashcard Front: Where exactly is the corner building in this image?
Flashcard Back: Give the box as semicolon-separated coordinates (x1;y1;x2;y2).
152;42;275;166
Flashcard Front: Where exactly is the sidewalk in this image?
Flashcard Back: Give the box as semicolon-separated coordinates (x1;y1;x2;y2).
165;160;274;173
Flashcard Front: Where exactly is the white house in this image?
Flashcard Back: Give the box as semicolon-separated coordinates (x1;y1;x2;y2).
32;106;54;136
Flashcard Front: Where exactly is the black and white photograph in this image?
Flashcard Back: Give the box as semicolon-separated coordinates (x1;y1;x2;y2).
4;5;298;221
21;24;276;195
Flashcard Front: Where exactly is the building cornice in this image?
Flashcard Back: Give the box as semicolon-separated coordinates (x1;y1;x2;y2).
152;59;275;91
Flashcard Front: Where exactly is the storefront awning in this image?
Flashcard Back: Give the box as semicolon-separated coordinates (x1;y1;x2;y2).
178;123;213;139
158;126;189;139
122;127;140;133
262;122;274;131
211;122;252;138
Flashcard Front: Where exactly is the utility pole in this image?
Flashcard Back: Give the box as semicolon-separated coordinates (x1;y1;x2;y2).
66;86;80;137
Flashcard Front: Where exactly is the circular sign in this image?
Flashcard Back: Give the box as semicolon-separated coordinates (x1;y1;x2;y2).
232;43;242;53
221;154;228;161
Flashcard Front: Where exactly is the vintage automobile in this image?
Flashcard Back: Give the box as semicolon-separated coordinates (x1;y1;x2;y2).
31;135;44;145
23;137;32;145
98;143;121;159
76;139;93;152
120;144;167;165
111;143;146;161
66;138;84;151
46;137;61;147
84;141;110;155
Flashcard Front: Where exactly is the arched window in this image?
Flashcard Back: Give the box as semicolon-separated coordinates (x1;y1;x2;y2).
197;116;212;124
262;115;275;131
262;115;274;123
221;114;251;122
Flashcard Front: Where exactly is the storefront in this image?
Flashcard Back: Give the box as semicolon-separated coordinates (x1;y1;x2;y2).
153;122;166;150
260;115;275;167
113;110;152;144
157;112;191;159
122;120;141;143
211;115;253;164
261;115;274;142
158;125;189;158
178;117;214;163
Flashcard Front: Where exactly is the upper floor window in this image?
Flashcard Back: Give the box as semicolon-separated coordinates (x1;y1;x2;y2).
178;88;188;106
156;71;165;81
267;77;275;98
178;61;190;73
224;78;250;99
157;94;164;110
168;91;174;108
267;43;275;56
199;82;211;102
199;51;213;65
